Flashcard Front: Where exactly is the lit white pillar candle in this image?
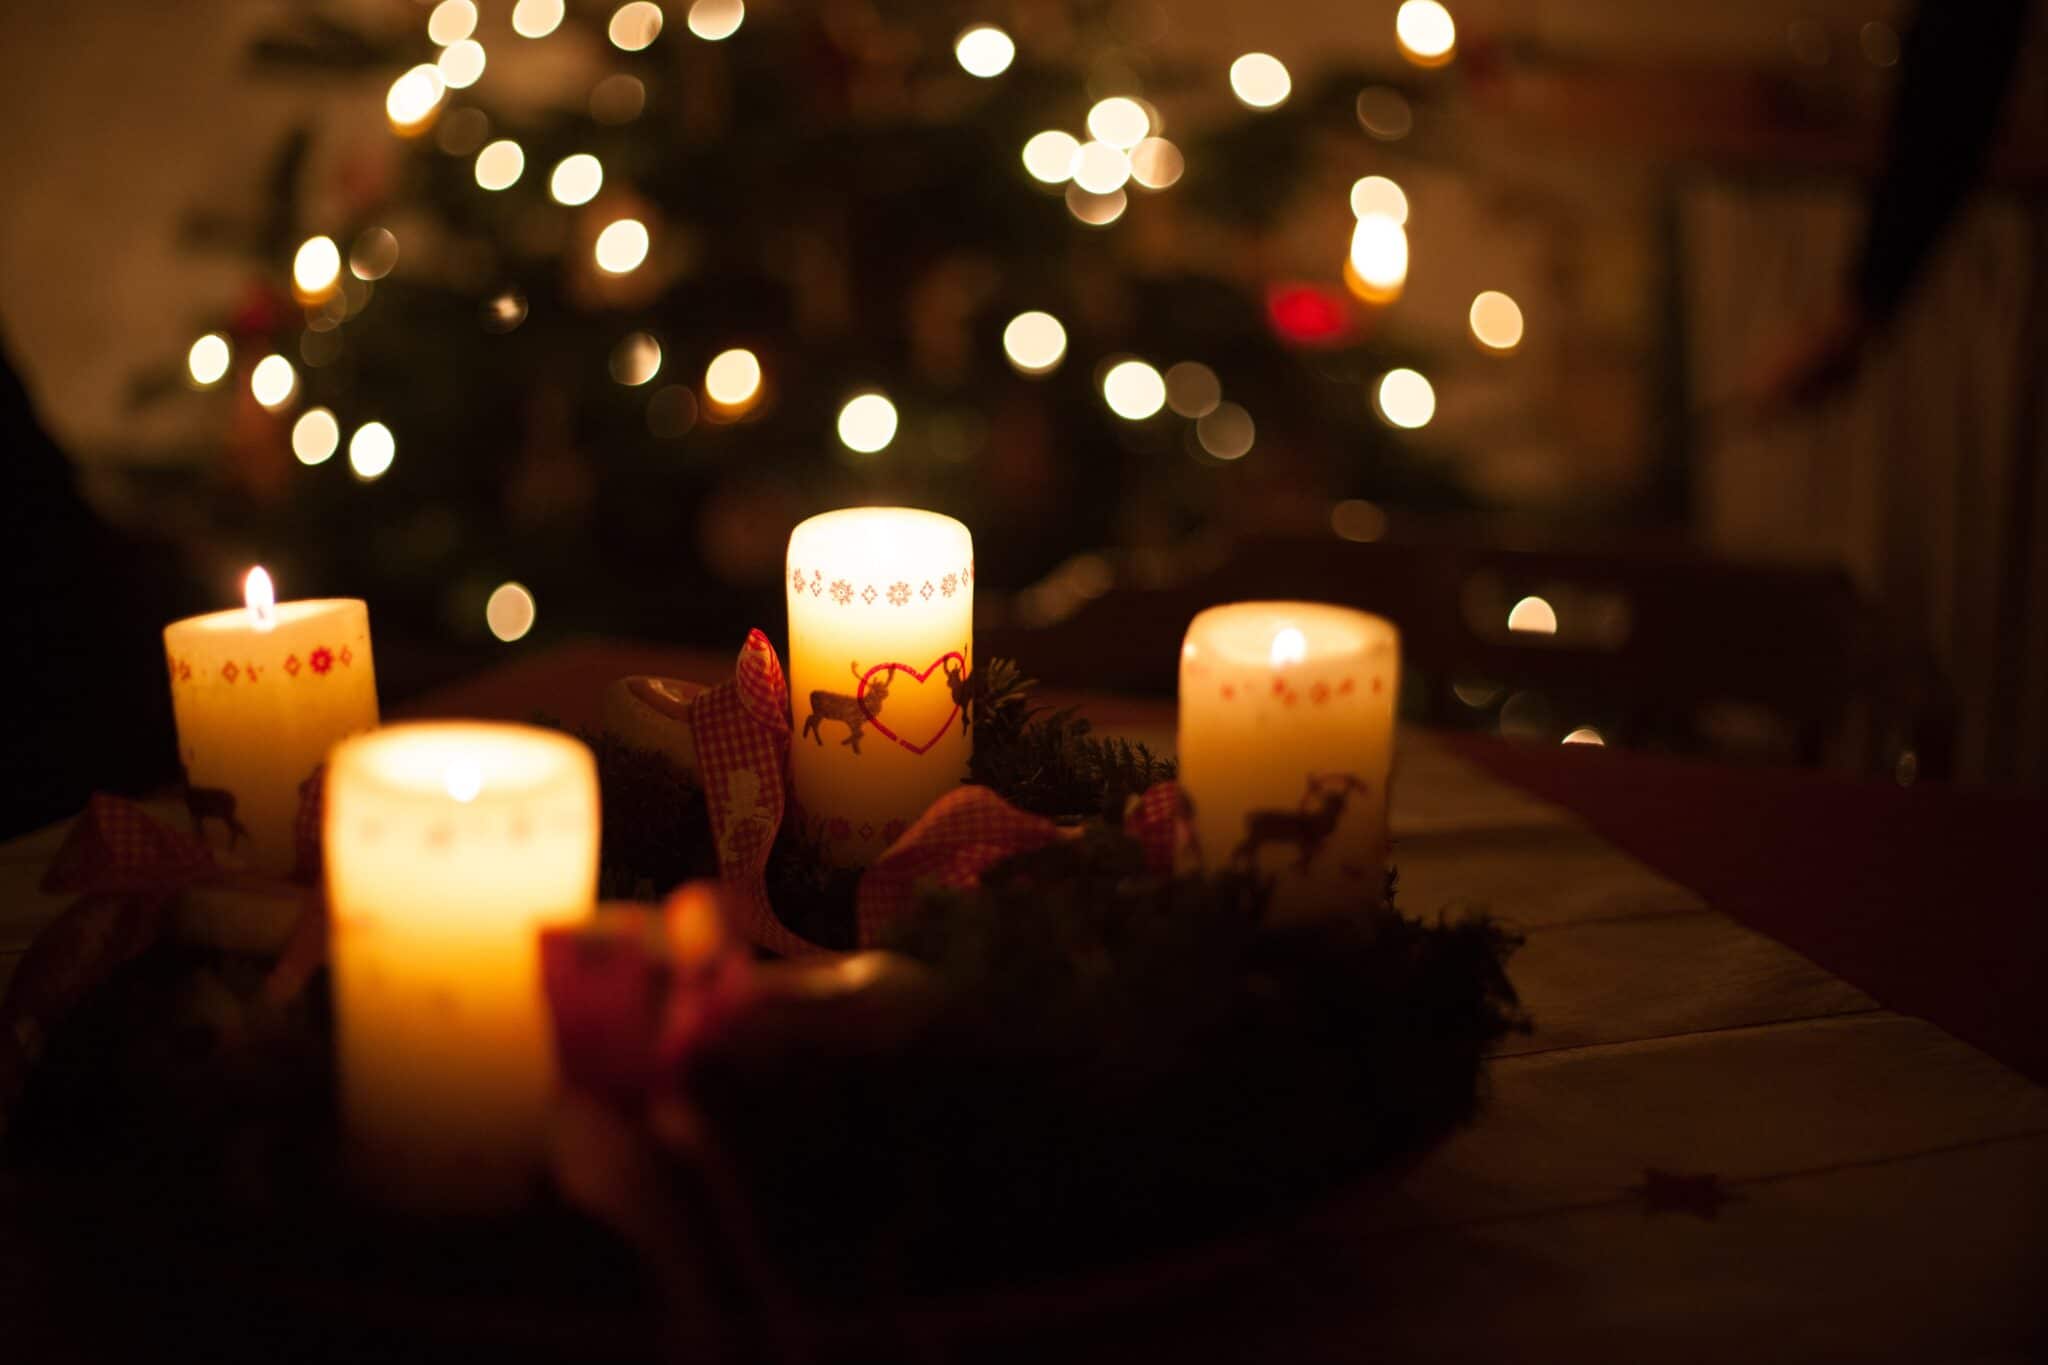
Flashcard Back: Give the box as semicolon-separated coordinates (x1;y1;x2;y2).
324;723;599;1210
786;508;974;865
162;568;378;877
1177;602;1400;914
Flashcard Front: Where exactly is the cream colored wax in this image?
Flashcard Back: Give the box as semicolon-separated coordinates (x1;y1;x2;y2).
1177;602;1400;914
161;570;378;877
324;723;599;1210
785;508;973;865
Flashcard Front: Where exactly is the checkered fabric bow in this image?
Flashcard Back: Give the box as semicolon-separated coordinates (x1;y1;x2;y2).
688;630;817;956
853;786;1064;945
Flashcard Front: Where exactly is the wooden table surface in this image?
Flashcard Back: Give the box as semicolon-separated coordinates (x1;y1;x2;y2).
4;639;2044;1361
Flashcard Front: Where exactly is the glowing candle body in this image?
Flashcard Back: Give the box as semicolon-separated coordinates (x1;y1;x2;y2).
324;723;599;1210
1178;602;1400;914
786;508;974;865
162;588;378;877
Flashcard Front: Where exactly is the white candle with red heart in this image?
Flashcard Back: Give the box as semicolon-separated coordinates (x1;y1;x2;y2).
161;567;379;877
786;508;974;865
1177;602;1400;914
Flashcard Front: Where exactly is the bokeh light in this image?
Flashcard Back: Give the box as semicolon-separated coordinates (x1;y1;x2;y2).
1022;130;1080;184
610;332;662;386
1331;498;1388;542
292;236;342;301
348;422;396;480
647;384;697;439
1129;137;1183;189
1348;213;1409;298
1102;359;1166;420
292;408;340;465
594;218;650;273
1374;368;1434;429
1065;184;1127;226
955;24;1015;77
1229;53;1290;109
1349;175;1408;224
590;74;647;123
486;582;538;642
1164;361;1220;417
187;333;231;388
481;288;528;332
349;227;399;280
687;0;743;41
435;106;490;156
475;139;525;190
704;347;761;407
549;153;604;205
1860;20;1900;67
1562;727;1605;746
1087;97;1150;149
1396;0;1457;65
1002;311;1067;375
1356;86;1414;140
1468;290;1525;352
386;65;447;133
427;0;478;46
437;39;486;90
250;354;297;410
1196;402;1255;460
512;0;565;38
609;2;664;51
837;392;898;454
1071;140;1131;194
1508;595;1558;635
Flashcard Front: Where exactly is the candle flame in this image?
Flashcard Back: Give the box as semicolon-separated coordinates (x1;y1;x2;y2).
1269;626;1307;668
245;567;277;632
443;759;484;804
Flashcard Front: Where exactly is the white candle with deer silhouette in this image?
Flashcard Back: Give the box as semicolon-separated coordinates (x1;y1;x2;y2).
162;569;379;878
1177;602;1399;915
325;722;599;1211
786;508;974;865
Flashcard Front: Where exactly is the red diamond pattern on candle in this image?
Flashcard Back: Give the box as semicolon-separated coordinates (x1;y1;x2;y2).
1221;684;1236;700
222;661;239;684
1310;681;1330;704
1338;677;1355;695
858;821;875;841
285;654;301;677
177;659;192;682
245;662;262;683
861;584;878;605
1270;677;1286;696
791;566;806;593
339;645;353;667
920;580;934;600
310;647;334;675
810;570;824;597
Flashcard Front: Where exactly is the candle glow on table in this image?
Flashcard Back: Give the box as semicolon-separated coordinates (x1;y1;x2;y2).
161;569;378;876
325;722;599;1210
1178;602;1400;914
786;508;973;864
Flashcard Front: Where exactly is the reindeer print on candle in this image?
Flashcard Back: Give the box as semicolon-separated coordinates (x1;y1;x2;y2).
803;662;895;753
1231;774;1373;875
180;760;250;851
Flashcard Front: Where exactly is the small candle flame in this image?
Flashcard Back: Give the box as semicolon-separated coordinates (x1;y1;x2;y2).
443;759;484;804
245;566;278;632
1269;625;1307;668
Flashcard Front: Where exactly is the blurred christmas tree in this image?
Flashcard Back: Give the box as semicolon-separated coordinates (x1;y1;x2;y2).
143;0;1474;648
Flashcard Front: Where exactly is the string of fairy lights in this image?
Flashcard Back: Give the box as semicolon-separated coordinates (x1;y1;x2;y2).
182;0;1526;640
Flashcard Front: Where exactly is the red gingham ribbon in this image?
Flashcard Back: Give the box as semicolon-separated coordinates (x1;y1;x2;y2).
1127;780;1194;877
689;630;817;957
854;786;1063;946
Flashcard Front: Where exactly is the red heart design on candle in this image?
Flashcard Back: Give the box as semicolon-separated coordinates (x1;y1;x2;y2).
857;653;966;756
